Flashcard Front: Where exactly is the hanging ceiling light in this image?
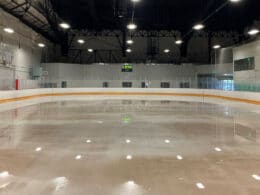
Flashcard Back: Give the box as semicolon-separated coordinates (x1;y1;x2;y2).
229;0;242;3
38;43;45;48
77;39;85;44
193;23;205;30
127;23;137;30
164;49;170;53
175;40;183;45
59;22;71;29
213;45;221;49
88;49;94;53
248;29;259;36
127;39;134;45
126;48;132;53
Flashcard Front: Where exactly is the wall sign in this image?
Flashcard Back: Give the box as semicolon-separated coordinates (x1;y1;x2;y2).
122;63;133;72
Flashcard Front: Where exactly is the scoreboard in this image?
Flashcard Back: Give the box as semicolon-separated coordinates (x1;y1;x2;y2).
122;63;133;72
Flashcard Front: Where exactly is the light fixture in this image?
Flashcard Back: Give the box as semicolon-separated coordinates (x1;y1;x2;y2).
126;48;132;53
164;139;170;143
77;39;85;44
213;45;221;49
127;23;137;30
126;139;131;143
175;40;183;45
38;43;45;48
164;49;170;53
127;39;134;45
88;49;94;53
248;29;259;36
193;24;205;30
3;28;14;34
59;23;70;29
86;139;92;143
229;0;241;3
131;0;141;2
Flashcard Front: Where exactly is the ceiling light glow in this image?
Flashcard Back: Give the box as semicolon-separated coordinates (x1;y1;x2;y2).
248;29;259;36
127;39;134;44
229;0;241;3
59;23;70;29
164;49;170;53
38;43;45;48
193;24;205;30
213;45;221;49
77;39;85;44
175;40;183;45
127;23;137;30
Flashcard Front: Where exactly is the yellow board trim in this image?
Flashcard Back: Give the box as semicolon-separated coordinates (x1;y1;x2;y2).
0;92;259;105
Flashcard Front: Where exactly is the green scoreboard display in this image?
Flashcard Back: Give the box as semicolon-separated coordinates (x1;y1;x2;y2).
122;63;133;72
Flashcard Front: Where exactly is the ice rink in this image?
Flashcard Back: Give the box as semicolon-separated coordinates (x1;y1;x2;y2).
0;99;260;195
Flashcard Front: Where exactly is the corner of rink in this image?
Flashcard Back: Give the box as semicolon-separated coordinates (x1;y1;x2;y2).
0;88;260;112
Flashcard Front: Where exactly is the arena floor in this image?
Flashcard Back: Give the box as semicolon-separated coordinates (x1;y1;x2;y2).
0;99;259;195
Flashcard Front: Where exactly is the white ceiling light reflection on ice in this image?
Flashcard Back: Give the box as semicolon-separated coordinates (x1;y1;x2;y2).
126;139;131;143
0;182;10;189
86;139;92;143
52;177;69;192
214;147;222;152
126;155;132;160
0;171;11;190
196;182;205;189
176;155;183;160
0;171;9;178
114;181;144;195
164;139;170;144
75;155;82;160
252;174;260;181
35;147;42;152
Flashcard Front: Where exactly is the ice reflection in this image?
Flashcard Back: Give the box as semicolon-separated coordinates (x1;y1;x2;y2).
0;171;12;190
113;181;145;195
52;177;69;192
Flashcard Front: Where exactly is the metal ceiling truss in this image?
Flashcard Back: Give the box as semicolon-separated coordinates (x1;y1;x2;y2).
0;0;63;43
70;30;182;38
